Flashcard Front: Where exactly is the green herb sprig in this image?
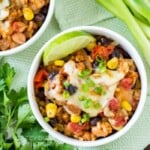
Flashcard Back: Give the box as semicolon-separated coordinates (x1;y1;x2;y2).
0;63;73;150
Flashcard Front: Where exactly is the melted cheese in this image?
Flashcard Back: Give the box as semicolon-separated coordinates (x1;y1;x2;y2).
45;60;126;117
0;0;10;21
0;20;10;32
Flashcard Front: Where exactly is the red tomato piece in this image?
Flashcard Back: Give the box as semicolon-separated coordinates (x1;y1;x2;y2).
109;98;120;111
34;69;48;89
114;116;126;127
91;45;114;59
119;77;133;89
67;122;84;134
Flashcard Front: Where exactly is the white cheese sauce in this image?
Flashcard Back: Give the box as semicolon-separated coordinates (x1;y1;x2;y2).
0;0;10;21
45;60;126;117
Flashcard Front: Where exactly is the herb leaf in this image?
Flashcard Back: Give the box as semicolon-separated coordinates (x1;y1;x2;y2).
16;103;35;128
0;63;74;150
0;63;15;90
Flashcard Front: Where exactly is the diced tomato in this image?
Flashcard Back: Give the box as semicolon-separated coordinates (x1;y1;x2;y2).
67;122;84;134
34;82;43;89
109;98;120;111
119;77;133;89
114;116;126;127
91;45;114;59
34;69;48;89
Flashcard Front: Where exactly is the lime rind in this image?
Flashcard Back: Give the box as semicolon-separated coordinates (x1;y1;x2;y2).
43;31;96;65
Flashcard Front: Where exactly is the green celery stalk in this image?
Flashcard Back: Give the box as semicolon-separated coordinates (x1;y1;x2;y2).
124;0;150;24
136;18;150;39
124;0;149;25
96;0;150;66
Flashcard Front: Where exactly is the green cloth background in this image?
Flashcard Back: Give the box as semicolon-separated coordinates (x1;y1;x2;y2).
3;0;150;149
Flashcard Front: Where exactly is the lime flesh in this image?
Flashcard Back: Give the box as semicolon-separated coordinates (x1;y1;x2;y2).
43;31;96;65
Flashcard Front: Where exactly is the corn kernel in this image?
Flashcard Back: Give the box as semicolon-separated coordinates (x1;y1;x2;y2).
86;42;96;51
23;7;34;21
121;100;132;111
46;103;57;118
44;81;49;91
54;60;64;66
107;57;118;70
71;114;81;123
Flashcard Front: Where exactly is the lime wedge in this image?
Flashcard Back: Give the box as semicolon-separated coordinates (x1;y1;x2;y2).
43;31;96;65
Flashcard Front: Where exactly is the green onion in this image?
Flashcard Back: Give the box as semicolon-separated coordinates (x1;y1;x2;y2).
44;117;50;122
93;102;101;109
63;81;70;88
96;58;106;73
81;113;90;123
81;84;89;92
79;96;101;109
78;69;91;78
99;65;106;73
81;78;95;92
79;95;86;101
94;85;106;95
63;90;70;98
83;98;94;108
85;78;95;87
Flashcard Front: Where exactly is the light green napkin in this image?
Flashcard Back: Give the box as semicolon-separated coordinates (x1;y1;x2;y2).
55;0;113;30
3;0;150;150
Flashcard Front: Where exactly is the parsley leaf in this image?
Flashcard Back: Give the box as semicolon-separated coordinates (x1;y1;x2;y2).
0;63;15;90
0;63;74;150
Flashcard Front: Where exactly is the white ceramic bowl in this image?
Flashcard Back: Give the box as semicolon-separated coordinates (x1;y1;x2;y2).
0;0;55;56
28;26;147;147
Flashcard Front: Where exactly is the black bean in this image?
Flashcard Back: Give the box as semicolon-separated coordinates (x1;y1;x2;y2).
97;36;113;46
35;13;45;22
92;60;99;68
36;88;45;100
90;117;101;126
41;6;49;15
49;118;58;127
109;48;121;58
48;70;58;80
110;45;130;59
67;84;77;95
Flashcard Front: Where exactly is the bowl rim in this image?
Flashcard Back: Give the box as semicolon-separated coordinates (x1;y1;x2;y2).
27;26;147;147
0;0;55;56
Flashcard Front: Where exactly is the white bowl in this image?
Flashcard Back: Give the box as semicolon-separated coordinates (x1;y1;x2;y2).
0;0;55;56
28;26;147;147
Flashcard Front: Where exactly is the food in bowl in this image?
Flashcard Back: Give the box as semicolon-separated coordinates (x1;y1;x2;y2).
33;30;141;141
0;0;50;51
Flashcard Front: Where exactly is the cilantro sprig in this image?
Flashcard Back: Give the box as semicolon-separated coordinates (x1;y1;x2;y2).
0;63;73;150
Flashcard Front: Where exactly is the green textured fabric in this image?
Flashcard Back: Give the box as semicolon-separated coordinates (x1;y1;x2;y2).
3;0;150;149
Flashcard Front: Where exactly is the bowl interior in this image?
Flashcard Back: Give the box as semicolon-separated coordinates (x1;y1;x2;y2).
0;0;55;56
28;26;147;147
